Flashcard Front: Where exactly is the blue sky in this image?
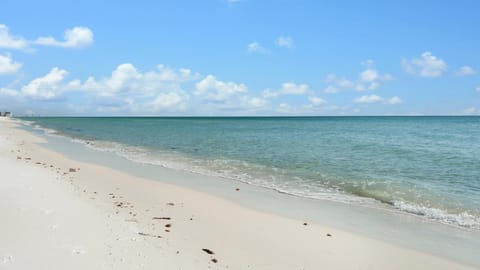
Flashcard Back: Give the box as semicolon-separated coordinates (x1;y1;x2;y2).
0;0;479;116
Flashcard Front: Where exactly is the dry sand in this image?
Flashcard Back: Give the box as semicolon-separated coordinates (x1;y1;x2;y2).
0;117;475;270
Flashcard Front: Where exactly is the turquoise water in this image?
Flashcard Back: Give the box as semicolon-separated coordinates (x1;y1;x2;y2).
21;116;480;229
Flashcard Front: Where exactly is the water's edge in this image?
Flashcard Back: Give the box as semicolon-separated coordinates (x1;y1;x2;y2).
19;117;480;230
15;118;480;268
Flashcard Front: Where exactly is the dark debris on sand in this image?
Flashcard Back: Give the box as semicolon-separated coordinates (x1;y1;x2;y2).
152;217;171;220
202;248;214;255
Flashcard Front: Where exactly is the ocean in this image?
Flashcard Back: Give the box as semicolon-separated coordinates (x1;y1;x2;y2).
20;116;480;230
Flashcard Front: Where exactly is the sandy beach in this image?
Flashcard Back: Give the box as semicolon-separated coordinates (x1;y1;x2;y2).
0;117;476;270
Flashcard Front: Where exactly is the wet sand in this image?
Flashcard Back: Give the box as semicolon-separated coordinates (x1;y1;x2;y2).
0;117;475;270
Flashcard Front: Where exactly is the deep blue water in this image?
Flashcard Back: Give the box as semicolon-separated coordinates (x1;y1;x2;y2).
21;116;480;229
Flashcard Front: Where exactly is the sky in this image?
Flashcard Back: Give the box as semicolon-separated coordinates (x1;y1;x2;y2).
0;0;479;116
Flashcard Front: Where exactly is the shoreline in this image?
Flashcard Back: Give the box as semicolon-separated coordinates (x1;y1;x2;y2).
21;116;480;232
1;117;478;269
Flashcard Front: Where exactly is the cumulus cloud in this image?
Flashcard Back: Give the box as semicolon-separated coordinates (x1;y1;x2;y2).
279;82;309;95
308;96;327;106
82;63;141;96
239;96;267;110
8;63;198;114
245;97;267;108
151;92;188;111
263;82;310;98
385;96;403;105
0;88;20;97
0;24;28;49
324;63;393;94
354;94;382;104
402;52;447;77
359;69;378;82
323;85;339;93
82;63;198;97
4;61;405;115
278;103;294;113
463;107;477;115
0;24;94;50
35;27;94;48
195;75;247;101
0;54;22;74
354;95;402;105
325;75;357;92
21;67;69;100
275;36;294;49
454;66;476;77
278;101;337;114
247;42;268;54
1;63;263;114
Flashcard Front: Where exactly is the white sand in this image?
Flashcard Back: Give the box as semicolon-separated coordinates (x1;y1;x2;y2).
0;117;476;270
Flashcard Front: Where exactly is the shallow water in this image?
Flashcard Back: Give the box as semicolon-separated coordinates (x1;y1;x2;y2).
21;116;480;229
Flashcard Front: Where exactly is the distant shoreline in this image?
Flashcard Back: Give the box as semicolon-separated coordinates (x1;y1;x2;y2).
15;114;480;118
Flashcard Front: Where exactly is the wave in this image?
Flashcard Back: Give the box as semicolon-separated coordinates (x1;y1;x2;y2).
19;119;63;136
21;119;480;231
392;200;480;230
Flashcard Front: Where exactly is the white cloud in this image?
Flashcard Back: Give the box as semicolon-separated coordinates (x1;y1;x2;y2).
359;69;378;82
463;107;477;115
476;86;480;94
0;24;94;50
354;95;402;105
275;36;294;49
263;82;310;98
16;63;198;102
278;103;294;113
402;52;447;77
277;101;337;114
308;96;327;106
324;76;358;92
367;81;380;90
151;92;188;111
454;66;476;77
0;24;27;49
0;54;22;74
240;96;267;109
35;27;93;48
354;94;382;104
247;42;268;53
385;96;403;105
5;64;272;115
246;97;266;107
82;63;198;97
0;88;20;97
280;82;309;95
2;61;405;115
195;75;247;101
82;63;141;96
21;67;69;100
78;63;195;114
324;62;393;94
262;89;278;98
323;85;339;93
326;74;355;89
